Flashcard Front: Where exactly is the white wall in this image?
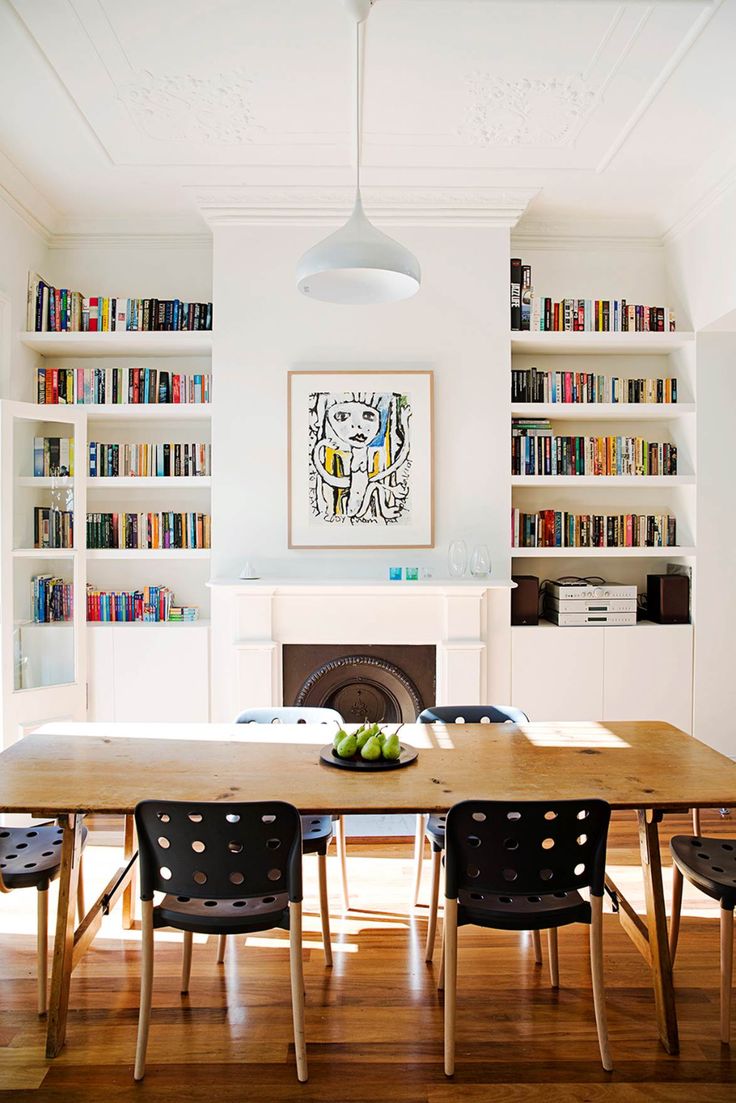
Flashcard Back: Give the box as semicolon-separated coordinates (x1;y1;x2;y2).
211;223;511;583
0;198;49;400
667;186;736;332
693;332;736;758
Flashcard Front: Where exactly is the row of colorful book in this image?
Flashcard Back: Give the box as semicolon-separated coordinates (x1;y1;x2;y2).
33;437;75;477
27;273;212;332
86;512;211;550
31;575;73;622
512;420;678;476
511;509;678;549
511;369;679;404
86;584;198;622
36;367;211;406
510;259;676;332
89;442;211;478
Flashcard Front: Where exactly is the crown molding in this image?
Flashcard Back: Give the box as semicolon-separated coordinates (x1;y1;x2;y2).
191;185;540;227
0;151;58;243
662;161;736;245
513;218;664;251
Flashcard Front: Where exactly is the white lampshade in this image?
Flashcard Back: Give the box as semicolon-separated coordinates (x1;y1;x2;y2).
296;193;421;306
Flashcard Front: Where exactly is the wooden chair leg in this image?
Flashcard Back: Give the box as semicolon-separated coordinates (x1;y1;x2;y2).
412;814;425;907
547;928;559;988
122;815;137;931
334;817;350;912
590;894;613;1071
692;807;702;836
76;858;85;925
425;847;442;962
317;852;333;967
437;921;445;991
37;887;48;1016
721;906;734;1045
180;930;193;994
134;899;154;1082
532;929;543;965
216;934;227;965
443;896;458;1077
289;901;308;1082
670;863;683;963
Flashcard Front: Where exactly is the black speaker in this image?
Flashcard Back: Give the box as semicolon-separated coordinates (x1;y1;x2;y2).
647;573;690;624
511;575;539;626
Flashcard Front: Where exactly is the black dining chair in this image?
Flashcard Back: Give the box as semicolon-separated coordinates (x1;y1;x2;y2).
442;798;612;1075
669;832;736;1044
234;706;348;964
133;799;307;1082
412;705;531;963
0;821;87;1014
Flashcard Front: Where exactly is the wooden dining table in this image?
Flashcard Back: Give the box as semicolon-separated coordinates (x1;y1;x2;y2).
1;718;735;1062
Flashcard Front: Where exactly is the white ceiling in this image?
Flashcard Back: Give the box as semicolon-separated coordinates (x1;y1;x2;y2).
1;0;735;239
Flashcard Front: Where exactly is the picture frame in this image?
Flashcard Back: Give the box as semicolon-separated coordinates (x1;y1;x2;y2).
288;369;434;549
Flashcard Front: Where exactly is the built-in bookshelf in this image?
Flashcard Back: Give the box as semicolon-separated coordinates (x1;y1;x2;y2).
509;328;697;626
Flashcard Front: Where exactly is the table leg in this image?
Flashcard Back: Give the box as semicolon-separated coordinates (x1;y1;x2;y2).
46;814;83;1058
122;814;137;930
637;809;679;1055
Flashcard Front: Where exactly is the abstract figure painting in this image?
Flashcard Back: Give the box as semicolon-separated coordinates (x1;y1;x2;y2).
288;370;433;548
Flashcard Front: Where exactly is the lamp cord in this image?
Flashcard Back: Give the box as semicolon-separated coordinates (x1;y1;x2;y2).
355;16;362;196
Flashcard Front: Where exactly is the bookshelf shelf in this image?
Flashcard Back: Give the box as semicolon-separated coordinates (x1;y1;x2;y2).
84;404;211;421
20;331;212;357
510;332;695;355
87;619;210;628
87;477;211;489
511;546;696;559
12;548;77;559
17;477;74;488
510;403;695;421
511;475;696;487
86;548;210;561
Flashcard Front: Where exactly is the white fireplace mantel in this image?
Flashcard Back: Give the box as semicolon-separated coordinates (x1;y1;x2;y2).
208;578;514;721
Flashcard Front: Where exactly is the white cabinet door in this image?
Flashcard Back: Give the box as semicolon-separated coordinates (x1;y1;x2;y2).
603;624;693;733
87;627;115;720
111;627;209;722
511;626;605;721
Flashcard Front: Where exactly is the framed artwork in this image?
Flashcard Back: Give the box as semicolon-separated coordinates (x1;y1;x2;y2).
288;369;434;548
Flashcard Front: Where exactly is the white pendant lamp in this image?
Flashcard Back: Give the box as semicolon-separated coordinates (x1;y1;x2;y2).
296;0;421;305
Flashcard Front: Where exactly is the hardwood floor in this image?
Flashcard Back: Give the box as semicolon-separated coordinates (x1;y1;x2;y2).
1;810;734;1101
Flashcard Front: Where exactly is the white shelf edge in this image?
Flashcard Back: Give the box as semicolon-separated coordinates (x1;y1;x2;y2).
86;549;211;560
510;331;695;355
12;548;77;559
511;546;696;558
20;331;212;357
33;404;211;420
513;619;694;630
87;477;211;489
511;475;696;487
86;619;209;628
511;403;695;420
16;477;75;487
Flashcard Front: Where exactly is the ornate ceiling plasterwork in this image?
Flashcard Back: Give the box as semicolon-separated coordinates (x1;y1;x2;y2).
116;67;260;145
463;73;597;147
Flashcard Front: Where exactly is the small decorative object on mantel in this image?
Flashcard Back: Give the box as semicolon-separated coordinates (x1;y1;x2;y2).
288;369;434;548
239;561;259;580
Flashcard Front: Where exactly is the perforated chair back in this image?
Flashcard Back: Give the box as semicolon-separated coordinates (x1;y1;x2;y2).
135;800;303;904
418;705;528;725
235;706;343;726
445;799;610;900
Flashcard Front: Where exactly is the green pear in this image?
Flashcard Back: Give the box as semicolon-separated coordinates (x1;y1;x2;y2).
374;730;387;747
333;728;348;749
355;726;373;750
382;734;401;761
360;735;382;761
336;733;358;759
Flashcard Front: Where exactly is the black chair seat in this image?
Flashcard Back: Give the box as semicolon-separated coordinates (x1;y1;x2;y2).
426;814;446;851
155;891;291;936
457;886;591;931
0;824;88;891
670;835;736;908
301;815;333;856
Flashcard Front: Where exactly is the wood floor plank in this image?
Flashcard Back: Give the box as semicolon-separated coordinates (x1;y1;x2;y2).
0;810;733;1101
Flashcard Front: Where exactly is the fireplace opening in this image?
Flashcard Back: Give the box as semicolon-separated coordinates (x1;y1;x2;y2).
282;644;436;724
